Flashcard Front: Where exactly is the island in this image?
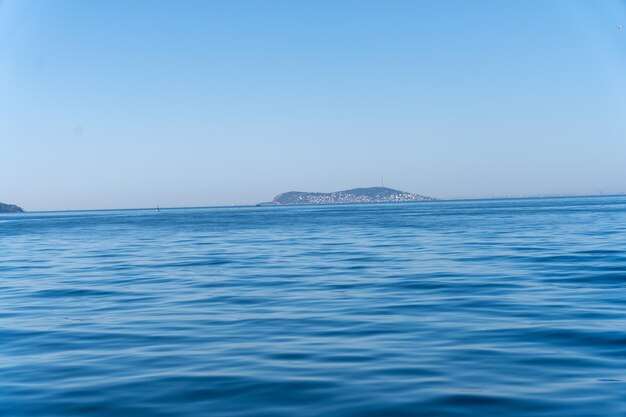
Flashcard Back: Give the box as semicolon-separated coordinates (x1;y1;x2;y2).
257;187;434;206
0;202;24;213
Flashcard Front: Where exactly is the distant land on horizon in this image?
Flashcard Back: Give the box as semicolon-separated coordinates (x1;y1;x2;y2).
0;202;24;213
257;187;434;206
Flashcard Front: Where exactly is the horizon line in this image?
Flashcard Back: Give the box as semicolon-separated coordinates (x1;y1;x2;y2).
10;192;626;214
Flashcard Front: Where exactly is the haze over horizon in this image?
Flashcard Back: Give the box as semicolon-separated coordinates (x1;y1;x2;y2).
2;0;626;211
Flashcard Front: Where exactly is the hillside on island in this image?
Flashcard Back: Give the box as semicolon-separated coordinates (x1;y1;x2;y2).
0;202;24;213
258;187;434;206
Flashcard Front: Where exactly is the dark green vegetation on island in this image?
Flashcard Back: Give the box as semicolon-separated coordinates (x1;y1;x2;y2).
0;202;24;213
258;187;434;206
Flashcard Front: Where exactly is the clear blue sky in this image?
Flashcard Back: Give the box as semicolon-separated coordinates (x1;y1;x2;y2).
1;0;625;210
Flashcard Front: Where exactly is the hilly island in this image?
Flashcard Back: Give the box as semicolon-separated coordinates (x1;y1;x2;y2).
0;202;24;213
258;187;434;206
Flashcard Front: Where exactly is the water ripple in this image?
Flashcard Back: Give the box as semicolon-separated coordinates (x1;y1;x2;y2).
1;196;626;416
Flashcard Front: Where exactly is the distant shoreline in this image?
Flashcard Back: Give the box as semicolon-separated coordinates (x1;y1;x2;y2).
257;187;434;206
11;193;625;214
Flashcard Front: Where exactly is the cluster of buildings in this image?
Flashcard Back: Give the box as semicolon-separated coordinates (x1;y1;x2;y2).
292;192;429;205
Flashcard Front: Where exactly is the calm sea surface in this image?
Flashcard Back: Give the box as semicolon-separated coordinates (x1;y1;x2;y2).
1;197;625;416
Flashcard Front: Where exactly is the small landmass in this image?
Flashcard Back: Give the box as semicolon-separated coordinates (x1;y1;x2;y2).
0;202;24;213
258;187;434;206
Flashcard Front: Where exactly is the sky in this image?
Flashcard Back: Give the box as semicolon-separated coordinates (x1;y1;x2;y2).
1;0;626;211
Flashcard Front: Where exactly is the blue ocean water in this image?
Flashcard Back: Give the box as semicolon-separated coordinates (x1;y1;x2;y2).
1;196;625;416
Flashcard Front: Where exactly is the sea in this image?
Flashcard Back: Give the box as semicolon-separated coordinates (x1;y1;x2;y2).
1;196;625;416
